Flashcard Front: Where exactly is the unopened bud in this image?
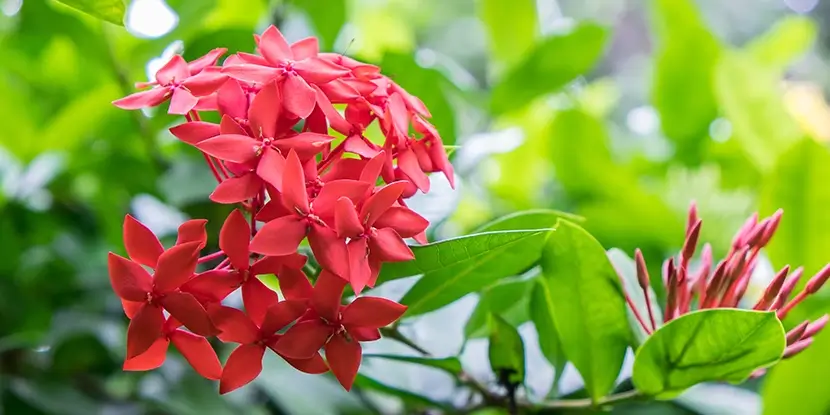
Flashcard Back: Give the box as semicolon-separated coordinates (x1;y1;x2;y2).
771;267;803;310
786;320;810;345
732;213;758;249
634;249;650;290
754;265;790;310
702;261;728;309
681;219;702;267
803;315;830;339
806;264;830;294
687;201;698;237
758;209;783;247
745;218;770;247
783;337;814;359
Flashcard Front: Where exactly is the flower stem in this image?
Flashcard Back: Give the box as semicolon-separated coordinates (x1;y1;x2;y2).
536;389;642;410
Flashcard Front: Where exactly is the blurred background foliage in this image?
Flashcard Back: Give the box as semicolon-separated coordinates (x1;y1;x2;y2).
2;0;830;413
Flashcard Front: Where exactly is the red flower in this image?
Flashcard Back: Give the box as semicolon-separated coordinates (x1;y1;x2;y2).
273;271;407;390
123;315;222;381
209;302;328;394
113;51;228;115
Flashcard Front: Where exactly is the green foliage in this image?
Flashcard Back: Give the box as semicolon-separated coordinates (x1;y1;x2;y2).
763;331;830;415
465;277;533;339
748;16;817;71
363;354;463;376
487;313;526;384
633;309;785;399
54;0;126;25
540;220;630;402
528;277;567;384
608;248;663;346
479;0;538;68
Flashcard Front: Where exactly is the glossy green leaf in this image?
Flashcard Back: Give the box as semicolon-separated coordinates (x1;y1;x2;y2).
363;354;462;376
398;229;552;317
748;16;817;71
761;139;830;288
289;0;346;50
541;220;630;402
54;0;126;25
607;248;664;346
650;0;721;160
528;277;567;383
763;330;830;415
473;209;584;233
465;277;533;339
488;313;525;384
714;50;803;171
490;23;609;115
633;309;785;399
479;0;538;67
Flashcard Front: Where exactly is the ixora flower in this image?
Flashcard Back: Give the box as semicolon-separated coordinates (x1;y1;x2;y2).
108;25;451;394
620;203;830;371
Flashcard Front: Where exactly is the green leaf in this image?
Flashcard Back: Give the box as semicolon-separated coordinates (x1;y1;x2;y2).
397;229;552;317
479;0;538;68
762;330;830;415
473;209;584;233
289;0;346;50
353;374;453;410
632;309;785;399
607;248;664;346
748;16;817;71
465;277;534;339
540;220;630;402
761;139;830;289
714;50;803;171
489;23;609;115
363;354;462;376
488;313;525;384
650;0;721;160
54;0;126;25
528;277;567;385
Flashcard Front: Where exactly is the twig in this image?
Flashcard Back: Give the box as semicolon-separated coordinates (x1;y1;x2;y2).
533;389;642;410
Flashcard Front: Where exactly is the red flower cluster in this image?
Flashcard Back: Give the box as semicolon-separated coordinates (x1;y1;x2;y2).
620;203;830;368
109;26;454;393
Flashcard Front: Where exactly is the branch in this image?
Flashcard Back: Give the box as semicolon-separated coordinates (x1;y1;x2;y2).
534;389;642;410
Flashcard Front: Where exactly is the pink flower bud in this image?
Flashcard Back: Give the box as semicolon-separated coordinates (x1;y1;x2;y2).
783;337;814;359
786;320;810;345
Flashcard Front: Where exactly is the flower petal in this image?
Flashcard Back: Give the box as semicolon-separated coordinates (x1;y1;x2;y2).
170;330;222;380
126;303;165;359
369;228;414;262
347;326;381;342
334;197;364;238
311;270;347;322
249;215;307;256
261;299;308;334
281;74;316;119
282;352;329;374
180;269;241;305
122;299;144;319
290;37;319;60
210;172;262;204
312;85;351;135
325;333;362;391
273;132;333;159
242;277;280;328
341;297;407;328
123;337;169;371
176;219;208;249
308;223;349;280
168;88;199;115
293;57;350;84
112;87;169;110
217;81;248;119
281;150;310;213
187;47;227;75
348;239;371;295
314;180;371;217
273;319;331;359
195;134;259;164
219;344;266;394
360;181;408;227
222;64;281;84
258;25;293;64
359;151;387;185
373;206;429;238
169;121;220;145
397;149;430;192
123;215;164;268
250;253;307;275
220;209;251;270
156;55;190;84
208;305;260;344
160;291;219;336
107;253;152;301
182;71;228;96
275;268;314;301
153;241;201;293
256;147;286;191
248;81;281;139
386;92;410;138
344;135;379;158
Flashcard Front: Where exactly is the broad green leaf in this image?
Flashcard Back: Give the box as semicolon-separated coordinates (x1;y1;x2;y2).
528;278;567;385
465;277;533;339
353;374;453;410
650;0;721;160
632;309;785;399
289;0;346;50
473;209;584;233
748;16;817;71
54;0;126;25
607;248;664;346
490;23;609;115
479;0;538;68
714;50;803;171
488;313;525;384
398;229;552;317
763;330;830;415
761;139;830;289
363;354;462;376
541;220;630;402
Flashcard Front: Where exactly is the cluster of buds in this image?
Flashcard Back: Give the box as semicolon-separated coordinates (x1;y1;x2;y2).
107;26;454;394
622;203;830;366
